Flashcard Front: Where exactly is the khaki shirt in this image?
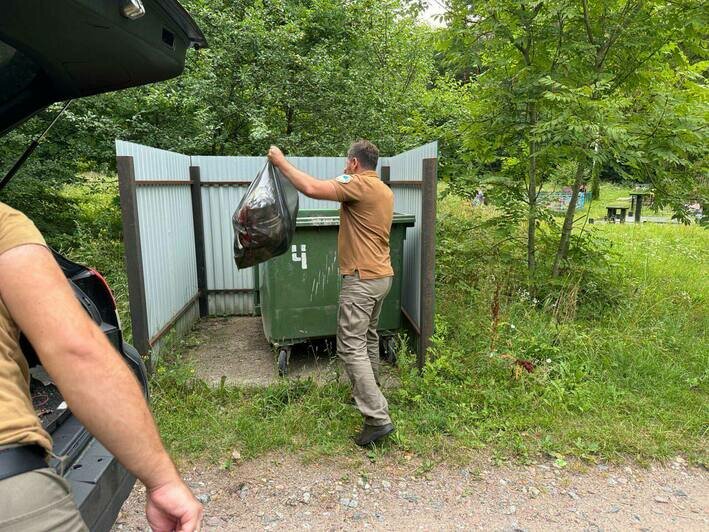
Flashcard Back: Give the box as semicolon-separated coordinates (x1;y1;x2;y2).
329;170;394;279
0;202;52;452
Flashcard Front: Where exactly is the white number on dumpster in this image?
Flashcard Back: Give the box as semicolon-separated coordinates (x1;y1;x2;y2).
292;244;308;270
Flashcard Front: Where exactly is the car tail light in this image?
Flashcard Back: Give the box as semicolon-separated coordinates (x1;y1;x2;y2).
89;269;116;308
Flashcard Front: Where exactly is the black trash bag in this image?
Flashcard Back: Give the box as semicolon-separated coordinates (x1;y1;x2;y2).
232;161;299;269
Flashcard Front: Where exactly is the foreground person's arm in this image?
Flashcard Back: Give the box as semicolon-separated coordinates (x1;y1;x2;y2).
0;244;202;532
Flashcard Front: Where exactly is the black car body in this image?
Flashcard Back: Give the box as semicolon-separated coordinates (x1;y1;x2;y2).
0;1;206;530
0;0;206;135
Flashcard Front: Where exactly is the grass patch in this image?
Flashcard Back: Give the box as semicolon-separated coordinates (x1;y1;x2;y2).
150;337;365;465
148;188;707;467
56;178;706;466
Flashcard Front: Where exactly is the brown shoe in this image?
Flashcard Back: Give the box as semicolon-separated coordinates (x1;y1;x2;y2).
354;423;394;446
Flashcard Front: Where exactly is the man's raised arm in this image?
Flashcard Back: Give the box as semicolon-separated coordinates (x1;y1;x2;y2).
268;146;340;201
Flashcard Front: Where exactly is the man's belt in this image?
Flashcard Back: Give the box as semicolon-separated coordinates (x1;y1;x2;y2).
0;445;47;481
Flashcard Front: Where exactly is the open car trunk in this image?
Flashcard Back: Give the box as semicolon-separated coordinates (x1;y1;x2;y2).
0;0;206;135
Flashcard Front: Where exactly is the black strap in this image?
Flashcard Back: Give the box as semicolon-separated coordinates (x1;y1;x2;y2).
0;445;47;482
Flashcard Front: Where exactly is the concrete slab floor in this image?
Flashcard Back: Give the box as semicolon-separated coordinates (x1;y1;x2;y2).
188;316;399;388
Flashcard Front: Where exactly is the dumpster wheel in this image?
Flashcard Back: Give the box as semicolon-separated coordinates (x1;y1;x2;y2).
381;336;398;364
277;348;291;377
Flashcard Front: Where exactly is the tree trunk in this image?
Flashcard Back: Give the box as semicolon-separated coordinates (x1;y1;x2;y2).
590;141;600;200
552;160;586;277
591;169;600;200
527;103;538;280
285;105;294;136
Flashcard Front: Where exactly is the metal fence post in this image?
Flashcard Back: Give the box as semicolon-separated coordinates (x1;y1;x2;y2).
381;165;391;187
190;166;209;317
419;158;437;370
117;156;150;356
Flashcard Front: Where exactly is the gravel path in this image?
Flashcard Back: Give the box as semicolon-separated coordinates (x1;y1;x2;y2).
113;454;707;531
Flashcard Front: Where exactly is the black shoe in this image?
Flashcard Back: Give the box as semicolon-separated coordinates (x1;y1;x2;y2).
354;423;395;446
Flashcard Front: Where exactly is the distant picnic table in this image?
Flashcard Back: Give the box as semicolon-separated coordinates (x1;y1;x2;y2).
629;191;654;223
606;204;628;223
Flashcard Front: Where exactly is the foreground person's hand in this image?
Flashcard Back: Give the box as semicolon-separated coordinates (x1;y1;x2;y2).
146;479;203;532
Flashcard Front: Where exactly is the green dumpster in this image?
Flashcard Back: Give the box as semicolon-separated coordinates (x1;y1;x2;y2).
257;209;415;375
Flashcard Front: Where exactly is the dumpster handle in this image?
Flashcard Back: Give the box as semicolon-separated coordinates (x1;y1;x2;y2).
253;264;261;315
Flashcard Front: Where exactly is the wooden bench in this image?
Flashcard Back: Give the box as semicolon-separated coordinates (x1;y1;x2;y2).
606;205;628;223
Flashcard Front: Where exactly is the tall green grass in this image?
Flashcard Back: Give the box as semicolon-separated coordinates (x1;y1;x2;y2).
393;198;707;464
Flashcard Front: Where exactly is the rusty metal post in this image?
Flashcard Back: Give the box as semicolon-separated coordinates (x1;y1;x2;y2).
381;165;391;187
419;158;437;370
117;156;150;356
190;166;209;317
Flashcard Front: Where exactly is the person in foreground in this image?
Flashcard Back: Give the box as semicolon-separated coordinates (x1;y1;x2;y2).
268;140;395;446
0;203;202;530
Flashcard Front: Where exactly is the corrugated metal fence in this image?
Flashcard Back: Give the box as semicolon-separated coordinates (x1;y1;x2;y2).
116;142;199;357
191;155;346;317
384;142;438;330
117;141;437;364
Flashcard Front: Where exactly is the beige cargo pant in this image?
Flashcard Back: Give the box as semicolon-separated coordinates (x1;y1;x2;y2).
337;272;393;427
0;466;87;532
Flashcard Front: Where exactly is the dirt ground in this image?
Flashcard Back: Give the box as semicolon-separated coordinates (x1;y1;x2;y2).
113;454;707;531
189;317;398;387
189;316;279;386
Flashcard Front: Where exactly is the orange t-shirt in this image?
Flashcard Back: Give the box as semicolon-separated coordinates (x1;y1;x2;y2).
0;202;52;452
329;170;394;279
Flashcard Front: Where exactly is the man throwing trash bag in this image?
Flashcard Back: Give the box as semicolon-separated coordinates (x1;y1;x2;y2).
268;140;395;446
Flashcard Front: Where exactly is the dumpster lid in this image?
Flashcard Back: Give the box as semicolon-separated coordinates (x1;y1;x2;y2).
392;213;416;227
296;209;415;228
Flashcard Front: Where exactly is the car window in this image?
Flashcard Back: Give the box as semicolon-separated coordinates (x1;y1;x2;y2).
0;40;41;106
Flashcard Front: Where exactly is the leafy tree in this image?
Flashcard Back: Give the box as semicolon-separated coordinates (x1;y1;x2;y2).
434;0;707;281
1;0;436;241
547;0;708;276
54;0;436;161
438;0;573;282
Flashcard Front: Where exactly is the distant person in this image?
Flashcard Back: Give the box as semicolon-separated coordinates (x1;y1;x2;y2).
472;189;485;207
268;140;395;446
687;201;703;222
0;203;202;530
